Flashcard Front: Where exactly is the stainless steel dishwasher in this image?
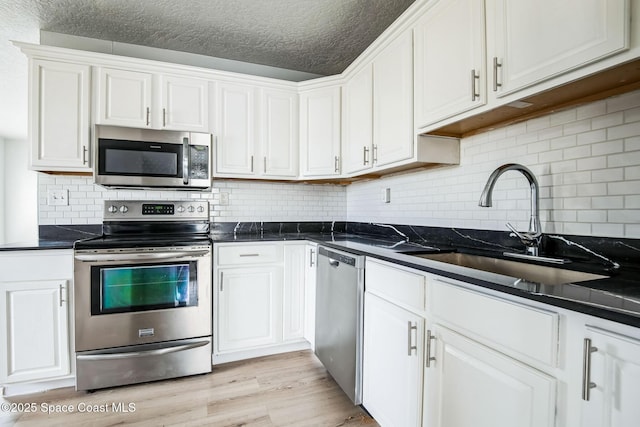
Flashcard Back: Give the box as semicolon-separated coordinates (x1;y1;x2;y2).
315;246;365;405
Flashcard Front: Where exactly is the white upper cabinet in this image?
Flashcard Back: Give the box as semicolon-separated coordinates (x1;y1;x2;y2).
487;0;629;98
373;30;414;168
260;88;299;178
30;59;91;172
214;82;256;176
414;0;486;128
299;86;342;178
214;84;298;179
95;67;209;131
342;64;374;175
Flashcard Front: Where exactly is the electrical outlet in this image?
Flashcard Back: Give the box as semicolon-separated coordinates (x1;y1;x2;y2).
47;190;68;206
219;192;229;206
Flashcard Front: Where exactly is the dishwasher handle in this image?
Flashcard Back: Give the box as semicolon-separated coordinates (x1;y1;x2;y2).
329;258;341;267
318;246;364;268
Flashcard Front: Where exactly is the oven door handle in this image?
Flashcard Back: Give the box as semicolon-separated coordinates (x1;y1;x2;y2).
76;340;209;361
74;250;210;262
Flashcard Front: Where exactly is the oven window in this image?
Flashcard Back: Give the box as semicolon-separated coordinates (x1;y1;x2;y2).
91;262;198;315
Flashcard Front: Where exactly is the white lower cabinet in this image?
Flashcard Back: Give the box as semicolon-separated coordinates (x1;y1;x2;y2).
363;258;426;426
213;242;311;363
363;293;424;427
0;251;73;385
579;325;640;427
424;324;556;427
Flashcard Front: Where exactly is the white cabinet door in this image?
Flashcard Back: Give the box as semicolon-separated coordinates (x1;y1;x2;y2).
30;59;91;171
214;82;256;176
217;267;282;352
261;88;299;178
423;325;556;427
96;67;153;128
373;30;414;168
161;74;209;132
342;64;373;175
299;86;341;177
414;0;486;128
0;280;70;383
580;326;640;427
283;244;306;341
487;0;629;98
363;292;424;427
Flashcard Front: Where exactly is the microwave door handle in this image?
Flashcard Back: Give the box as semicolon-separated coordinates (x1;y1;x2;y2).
183;136;190;185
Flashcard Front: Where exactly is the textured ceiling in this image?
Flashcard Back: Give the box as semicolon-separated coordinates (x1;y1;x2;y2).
0;0;415;140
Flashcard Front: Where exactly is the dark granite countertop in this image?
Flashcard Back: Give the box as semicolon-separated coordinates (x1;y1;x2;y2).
3;224;639;328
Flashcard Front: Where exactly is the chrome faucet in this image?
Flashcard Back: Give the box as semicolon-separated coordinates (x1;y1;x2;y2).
479;163;542;256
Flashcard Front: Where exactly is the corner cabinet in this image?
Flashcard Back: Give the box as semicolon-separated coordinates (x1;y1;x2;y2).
29;59;91;172
213;242;311;364
95;67;209;132
0;250;73;385
299;86;342;178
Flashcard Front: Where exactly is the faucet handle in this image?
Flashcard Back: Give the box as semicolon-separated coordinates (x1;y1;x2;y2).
506;222;541;243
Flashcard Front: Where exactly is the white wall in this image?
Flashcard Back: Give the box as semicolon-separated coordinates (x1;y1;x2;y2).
37;175;347;225
347;89;640;238
0;138;5;243
2;139;37;243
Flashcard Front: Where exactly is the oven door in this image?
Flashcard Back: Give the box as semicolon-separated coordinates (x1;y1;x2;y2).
74;245;212;352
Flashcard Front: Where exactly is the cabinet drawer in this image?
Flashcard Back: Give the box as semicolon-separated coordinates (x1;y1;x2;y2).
216;243;283;266
366;259;426;312
432;280;559;367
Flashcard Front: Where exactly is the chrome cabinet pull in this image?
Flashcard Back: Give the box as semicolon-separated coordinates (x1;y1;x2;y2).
471;69;480;101
163;108;166;127
220;271;224;292
493;57;502;92
407;321;418;356
373;145;378;164
250;155;254;172
363;146;370;165
309;248;315;267
59;284;65;307
239;253;260;257
82;146;88;164
146;107;150;126
582;338;598;401
263;156;267;173
426;329;436;367
334;156;340;173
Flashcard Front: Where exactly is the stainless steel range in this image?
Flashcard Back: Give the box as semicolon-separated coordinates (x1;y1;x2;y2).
73;200;212;391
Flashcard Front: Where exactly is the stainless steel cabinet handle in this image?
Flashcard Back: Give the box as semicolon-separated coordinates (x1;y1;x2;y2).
471;69;480;101
407;321;418;356
373;145;378;164
309;248;315;267
163;108;167;127
146;107;150;126
251;155;254;172
59;284;65;307
334;156;340;173
263;156;267;173
582;338;598;401
493;57;502;92
363;146;370;165
426;329;436;367
82;146;88;164
239;253;260;257
220;271;224;292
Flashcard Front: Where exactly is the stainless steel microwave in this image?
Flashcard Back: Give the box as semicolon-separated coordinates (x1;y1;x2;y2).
94;125;212;190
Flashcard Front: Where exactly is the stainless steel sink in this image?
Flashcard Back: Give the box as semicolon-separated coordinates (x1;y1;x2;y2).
411;252;608;285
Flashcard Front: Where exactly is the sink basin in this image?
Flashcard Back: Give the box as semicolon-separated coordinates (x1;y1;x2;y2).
411;252;608;285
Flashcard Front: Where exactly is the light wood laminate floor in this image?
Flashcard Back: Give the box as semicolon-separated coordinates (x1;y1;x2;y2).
2;350;378;427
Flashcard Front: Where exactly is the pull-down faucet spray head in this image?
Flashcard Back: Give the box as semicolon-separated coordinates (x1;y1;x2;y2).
479;163;542;255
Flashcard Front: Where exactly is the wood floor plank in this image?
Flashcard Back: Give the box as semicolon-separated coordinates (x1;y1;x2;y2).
3;350;378;427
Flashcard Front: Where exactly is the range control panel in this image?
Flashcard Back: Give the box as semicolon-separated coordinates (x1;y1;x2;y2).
104;200;209;221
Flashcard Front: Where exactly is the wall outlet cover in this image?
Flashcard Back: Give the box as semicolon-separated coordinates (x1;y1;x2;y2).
47;189;68;206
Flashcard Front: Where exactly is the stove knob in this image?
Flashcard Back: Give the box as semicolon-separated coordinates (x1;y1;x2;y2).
187;205;195;213
119;205;129;214
197;205;205;213
177;205;186;213
107;205;118;213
